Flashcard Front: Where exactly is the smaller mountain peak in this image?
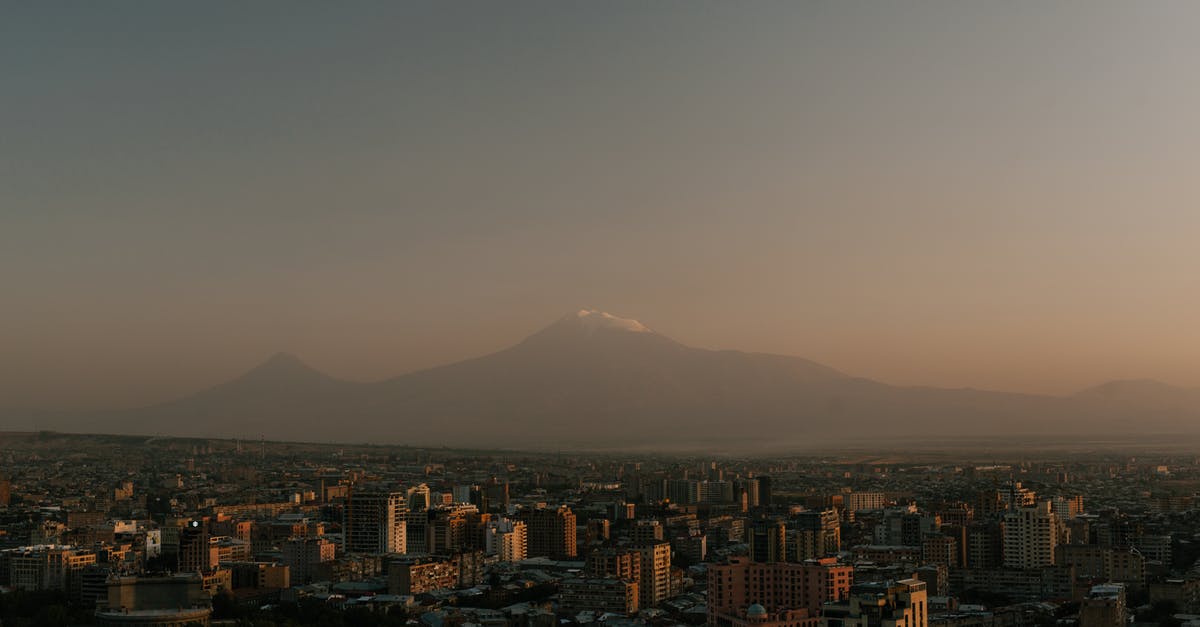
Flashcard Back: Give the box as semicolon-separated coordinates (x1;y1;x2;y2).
569;309;652;333
263;351;305;366
247;352;322;376
235;352;335;385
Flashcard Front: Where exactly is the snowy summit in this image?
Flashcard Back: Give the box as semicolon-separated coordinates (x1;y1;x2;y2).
572;309;652;333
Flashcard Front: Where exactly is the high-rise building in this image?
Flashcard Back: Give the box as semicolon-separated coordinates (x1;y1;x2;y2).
635;542;672;609
793;510;841;558
758;476;773;509
485;519;528;562
750;519;787;563
520;506;577;559
407;484;431;512
740;478;761;508
344;487;407;555
965;521;1003;569
483;478;510;511
178;521;215;573
405;510;429;554
428;504;477;554
667;480;700;505
1003;501;1060;570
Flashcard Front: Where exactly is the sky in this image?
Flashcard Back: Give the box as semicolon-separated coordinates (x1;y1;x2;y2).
3;1;1200;410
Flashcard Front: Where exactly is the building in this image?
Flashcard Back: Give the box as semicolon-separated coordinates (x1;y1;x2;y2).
708;557;853;626
846;493;887;513
407;484;431;511
636;542;672;609
485;519;528;562
793;510;841;559
405;510;429;554
947;566;1075;602
750;519;787;563
632;519;665;542
389;557;458;595
1148;578;1200;614
672;532;708;563
1051;495;1084;519
428;504;478;554
521;506;577;559
965;522;1003;569
587;548;641;583
178;522;215;574
921;535;959;568
560;578;639;615
388;551;483;595
715;604;818;627
1078;583;1126;627
281;537;336;585
1055;545;1144;589
95;573;212;627
1002;502;1060;570
228;561;290;590
819;579;927;627
344;487;407;555
0;545;97;592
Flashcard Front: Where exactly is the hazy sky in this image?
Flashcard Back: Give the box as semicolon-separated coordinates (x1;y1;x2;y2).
4;2;1200;410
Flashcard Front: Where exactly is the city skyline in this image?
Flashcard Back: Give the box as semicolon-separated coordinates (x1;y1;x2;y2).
2;4;1197;624
6;2;1200;411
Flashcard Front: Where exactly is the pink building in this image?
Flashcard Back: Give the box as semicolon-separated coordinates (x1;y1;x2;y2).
707;557;853;627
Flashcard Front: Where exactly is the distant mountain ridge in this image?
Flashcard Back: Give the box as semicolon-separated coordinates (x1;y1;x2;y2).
10;310;1200;448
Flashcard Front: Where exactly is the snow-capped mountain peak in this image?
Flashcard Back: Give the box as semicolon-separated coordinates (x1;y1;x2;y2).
572;309;652;333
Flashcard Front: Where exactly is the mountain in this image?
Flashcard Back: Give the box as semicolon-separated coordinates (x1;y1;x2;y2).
20;310;1200;448
1074;379;1200;415
85;352;368;439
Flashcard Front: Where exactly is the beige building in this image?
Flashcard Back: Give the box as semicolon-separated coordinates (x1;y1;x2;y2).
1003;502;1060;570
485;519;528;562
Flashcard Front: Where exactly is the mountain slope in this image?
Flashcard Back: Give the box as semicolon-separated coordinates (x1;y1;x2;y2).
25;310;1200;447
81;352;369;438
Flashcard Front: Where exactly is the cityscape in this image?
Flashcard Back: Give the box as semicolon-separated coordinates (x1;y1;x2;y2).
6;2;1200;627
0;432;1198;626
